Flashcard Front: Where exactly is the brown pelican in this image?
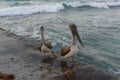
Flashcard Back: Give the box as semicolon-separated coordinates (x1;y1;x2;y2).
61;24;84;61
39;26;56;57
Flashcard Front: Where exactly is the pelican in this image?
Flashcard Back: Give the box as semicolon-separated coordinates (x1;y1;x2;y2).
61;24;84;61
39;26;56;57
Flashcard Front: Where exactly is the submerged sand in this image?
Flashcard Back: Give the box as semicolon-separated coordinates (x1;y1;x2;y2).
0;28;119;80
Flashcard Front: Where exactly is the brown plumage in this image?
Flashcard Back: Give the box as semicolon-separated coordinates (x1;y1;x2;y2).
61;46;71;56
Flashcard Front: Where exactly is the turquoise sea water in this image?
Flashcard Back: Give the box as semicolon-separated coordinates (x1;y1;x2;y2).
0;0;120;75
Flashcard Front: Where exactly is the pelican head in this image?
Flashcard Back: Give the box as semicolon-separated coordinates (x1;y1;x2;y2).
40;26;44;32
69;24;84;47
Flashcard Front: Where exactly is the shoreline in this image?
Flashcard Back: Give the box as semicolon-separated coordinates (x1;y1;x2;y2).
0;28;119;80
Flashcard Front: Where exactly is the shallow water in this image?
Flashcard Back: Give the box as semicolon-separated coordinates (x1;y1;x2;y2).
0;0;120;75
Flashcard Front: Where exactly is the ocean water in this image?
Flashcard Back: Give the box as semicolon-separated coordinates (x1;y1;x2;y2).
0;0;120;75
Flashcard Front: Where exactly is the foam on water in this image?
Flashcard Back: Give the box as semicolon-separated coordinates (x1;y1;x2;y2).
64;1;120;9
0;3;64;16
1;1;120;16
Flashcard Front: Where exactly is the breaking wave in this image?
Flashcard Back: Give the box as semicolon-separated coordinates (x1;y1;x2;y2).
0;1;120;16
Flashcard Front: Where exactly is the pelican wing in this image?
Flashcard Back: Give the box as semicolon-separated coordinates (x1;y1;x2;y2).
45;42;52;49
61;46;71;56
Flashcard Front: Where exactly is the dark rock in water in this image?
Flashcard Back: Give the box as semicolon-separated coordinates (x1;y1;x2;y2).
0;72;15;80
0;28;6;31
42;56;55;65
50;61;119;80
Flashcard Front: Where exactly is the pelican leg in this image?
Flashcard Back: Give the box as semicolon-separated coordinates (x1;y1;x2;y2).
43;52;45;57
51;50;56;58
72;57;74;63
65;58;67;62
44;53;45;57
71;57;75;66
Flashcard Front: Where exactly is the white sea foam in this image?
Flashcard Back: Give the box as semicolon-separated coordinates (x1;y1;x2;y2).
0;1;120;16
65;1;120;9
0;3;64;16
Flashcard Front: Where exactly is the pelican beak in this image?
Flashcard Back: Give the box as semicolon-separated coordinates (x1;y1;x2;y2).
73;28;84;48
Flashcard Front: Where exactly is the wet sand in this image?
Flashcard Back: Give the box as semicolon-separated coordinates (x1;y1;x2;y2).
0;28;119;80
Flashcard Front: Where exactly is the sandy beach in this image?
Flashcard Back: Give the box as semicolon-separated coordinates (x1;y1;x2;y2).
0;28;119;80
